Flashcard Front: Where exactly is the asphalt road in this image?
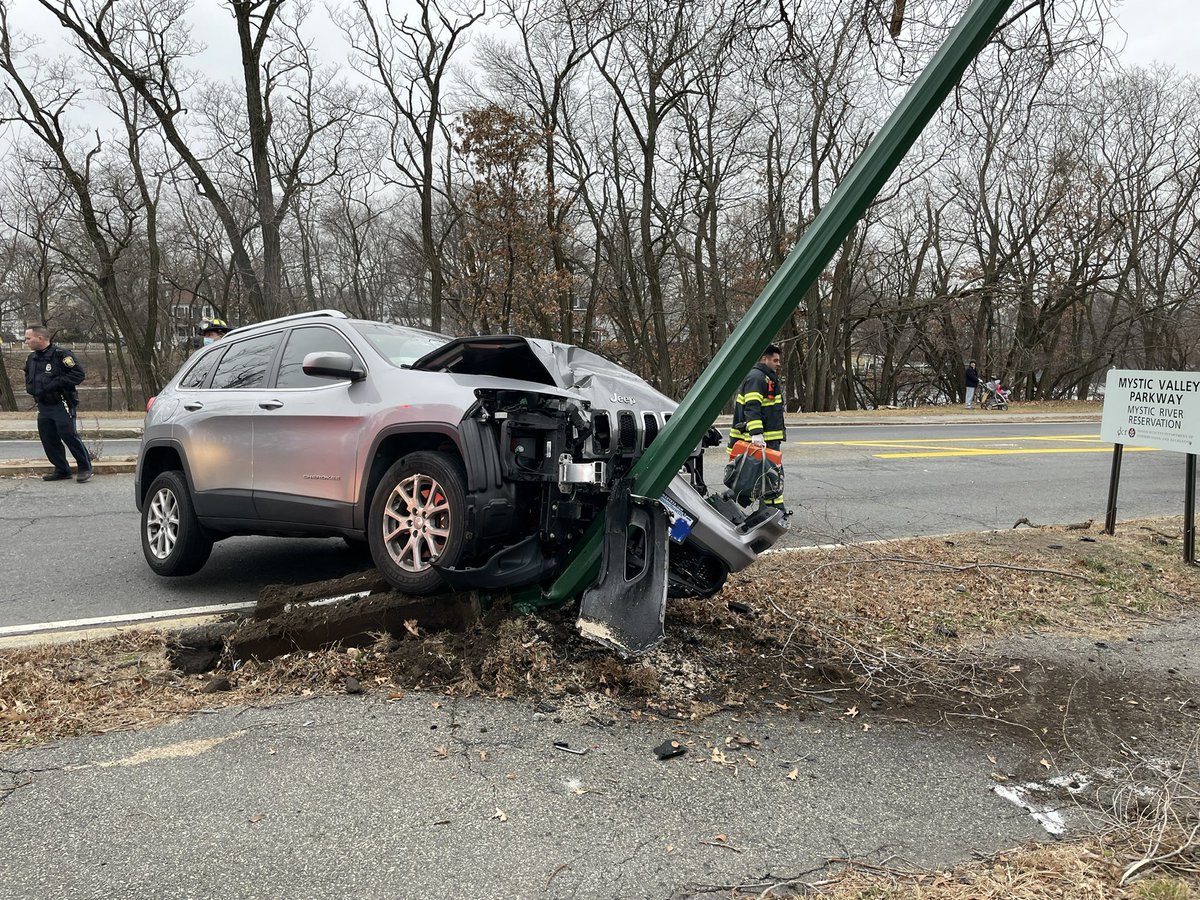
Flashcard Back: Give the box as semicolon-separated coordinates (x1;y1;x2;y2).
777;421;1180;545
0;692;1055;900
0;421;1185;632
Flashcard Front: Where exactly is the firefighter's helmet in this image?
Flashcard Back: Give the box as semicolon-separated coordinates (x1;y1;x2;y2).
199;317;230;335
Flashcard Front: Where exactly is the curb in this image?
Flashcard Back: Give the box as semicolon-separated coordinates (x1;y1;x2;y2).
0;457;136;478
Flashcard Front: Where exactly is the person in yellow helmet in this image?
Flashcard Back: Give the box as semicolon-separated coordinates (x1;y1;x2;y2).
199;317;231;345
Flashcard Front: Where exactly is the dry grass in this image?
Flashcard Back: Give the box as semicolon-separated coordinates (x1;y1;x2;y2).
718;841;1189;898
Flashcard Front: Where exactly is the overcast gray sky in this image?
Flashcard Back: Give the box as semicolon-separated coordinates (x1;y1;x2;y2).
1115;0;1196;72
4;1;1196;76
2;1;1195;106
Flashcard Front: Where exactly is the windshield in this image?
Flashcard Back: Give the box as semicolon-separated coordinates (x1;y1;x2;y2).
350;321;452;366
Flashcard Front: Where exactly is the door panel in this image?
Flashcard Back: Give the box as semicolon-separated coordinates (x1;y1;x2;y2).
252;326;367;525
182;332;283;518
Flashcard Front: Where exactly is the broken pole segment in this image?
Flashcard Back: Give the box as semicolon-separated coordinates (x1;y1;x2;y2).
548;0;1018;605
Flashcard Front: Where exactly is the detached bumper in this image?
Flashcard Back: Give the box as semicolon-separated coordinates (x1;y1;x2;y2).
664;474;787;572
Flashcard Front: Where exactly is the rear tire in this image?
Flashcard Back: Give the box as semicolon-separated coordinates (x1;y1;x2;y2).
141;470;213;576
368;451;468;594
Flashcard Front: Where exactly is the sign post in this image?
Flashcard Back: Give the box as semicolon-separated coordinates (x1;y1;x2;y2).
1099;369;1200;562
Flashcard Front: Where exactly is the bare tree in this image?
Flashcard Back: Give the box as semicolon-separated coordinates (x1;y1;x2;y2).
34;0;358;321
0;11;162;404
340;0;483;331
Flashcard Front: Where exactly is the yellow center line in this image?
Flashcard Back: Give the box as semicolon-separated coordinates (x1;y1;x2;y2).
792;433;1101;446
787;433;1155;459
876;447;1160;459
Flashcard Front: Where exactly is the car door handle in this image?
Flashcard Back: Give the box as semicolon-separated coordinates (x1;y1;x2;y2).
183;401;204;411
259;400;284;410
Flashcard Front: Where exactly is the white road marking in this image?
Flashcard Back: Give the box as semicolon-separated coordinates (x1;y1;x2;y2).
0;601;255;637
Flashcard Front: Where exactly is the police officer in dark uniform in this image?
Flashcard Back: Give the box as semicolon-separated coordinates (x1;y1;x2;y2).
23;325;92;483
729;343;786;508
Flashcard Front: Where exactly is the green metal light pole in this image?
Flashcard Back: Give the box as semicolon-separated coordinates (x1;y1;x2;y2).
548;0;1018;602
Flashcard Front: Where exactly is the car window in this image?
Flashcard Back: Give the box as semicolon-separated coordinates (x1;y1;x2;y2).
178;347;223;389
350;321;451;366
210;333;283;389
276;326;360;388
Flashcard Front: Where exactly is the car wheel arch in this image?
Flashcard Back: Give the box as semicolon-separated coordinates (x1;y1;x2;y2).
358;424;468;529
137;441;195;509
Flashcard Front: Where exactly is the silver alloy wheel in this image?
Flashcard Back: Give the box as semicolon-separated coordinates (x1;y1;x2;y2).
382;472;452;572
146;486;180;560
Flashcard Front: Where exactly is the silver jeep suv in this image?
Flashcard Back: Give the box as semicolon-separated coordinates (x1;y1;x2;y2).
135;310;787;597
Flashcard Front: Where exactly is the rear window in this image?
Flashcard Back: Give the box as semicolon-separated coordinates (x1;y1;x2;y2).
211;333;283;389
177;347;222;389
350;322;450;366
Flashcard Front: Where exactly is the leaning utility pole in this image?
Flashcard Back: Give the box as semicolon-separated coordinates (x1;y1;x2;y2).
550;0;1020;653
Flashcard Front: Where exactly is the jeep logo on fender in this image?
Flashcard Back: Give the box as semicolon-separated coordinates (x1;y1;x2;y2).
610;393;635;405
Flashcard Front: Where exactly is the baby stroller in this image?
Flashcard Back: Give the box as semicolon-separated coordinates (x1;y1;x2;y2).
980;378;1010;410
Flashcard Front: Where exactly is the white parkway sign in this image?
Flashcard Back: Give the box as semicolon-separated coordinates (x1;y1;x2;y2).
1099;369;1200;454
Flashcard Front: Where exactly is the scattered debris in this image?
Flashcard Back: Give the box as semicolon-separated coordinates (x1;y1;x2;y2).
343;676;363;695
553;741;588;756
654;740;687;760
726;600;757;618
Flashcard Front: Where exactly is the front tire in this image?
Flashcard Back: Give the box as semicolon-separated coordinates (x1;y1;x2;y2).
368;451;468;594
141;470;213;576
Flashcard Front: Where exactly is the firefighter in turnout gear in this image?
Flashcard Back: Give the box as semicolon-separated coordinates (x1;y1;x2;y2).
728;344;786;507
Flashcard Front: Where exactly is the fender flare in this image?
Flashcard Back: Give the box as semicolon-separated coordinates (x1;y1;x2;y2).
135;439;196;511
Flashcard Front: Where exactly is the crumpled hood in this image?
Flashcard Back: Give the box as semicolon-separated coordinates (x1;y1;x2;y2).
410;335;675;411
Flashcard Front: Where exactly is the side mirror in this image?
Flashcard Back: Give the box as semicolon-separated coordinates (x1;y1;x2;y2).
302;351;366;382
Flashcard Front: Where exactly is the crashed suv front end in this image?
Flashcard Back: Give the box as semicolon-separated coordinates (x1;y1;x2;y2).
407;335;789;600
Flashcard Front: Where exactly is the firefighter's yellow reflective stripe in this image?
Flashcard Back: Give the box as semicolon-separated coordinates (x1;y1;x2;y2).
763;430;785;441
760;395;783;404
743;419;763;431
738;392;765;403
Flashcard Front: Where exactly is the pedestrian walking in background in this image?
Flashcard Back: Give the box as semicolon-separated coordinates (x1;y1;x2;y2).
23;325;92;483
965;359;979;409
729;344;787;509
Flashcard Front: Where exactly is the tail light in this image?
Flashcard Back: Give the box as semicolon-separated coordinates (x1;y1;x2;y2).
146;396;156;411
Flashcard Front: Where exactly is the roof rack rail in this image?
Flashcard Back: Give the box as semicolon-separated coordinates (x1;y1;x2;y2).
229;309;348;332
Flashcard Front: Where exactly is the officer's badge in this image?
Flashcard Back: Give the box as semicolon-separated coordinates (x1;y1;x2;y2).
64;356;76;367
45;363;52;372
